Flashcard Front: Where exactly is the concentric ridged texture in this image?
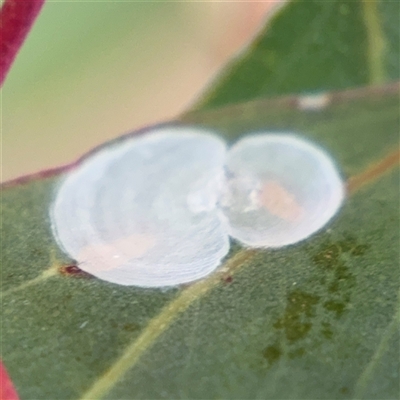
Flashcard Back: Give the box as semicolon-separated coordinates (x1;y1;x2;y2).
51;127;229;287
51;127;344;287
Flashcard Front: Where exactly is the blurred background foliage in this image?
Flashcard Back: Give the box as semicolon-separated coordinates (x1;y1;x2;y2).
2;0;278;182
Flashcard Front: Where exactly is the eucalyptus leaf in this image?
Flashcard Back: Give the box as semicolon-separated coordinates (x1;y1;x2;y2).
1;0;399;399
194;0;400;110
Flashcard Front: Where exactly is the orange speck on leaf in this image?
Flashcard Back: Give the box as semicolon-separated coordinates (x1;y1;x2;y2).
59;264;92;278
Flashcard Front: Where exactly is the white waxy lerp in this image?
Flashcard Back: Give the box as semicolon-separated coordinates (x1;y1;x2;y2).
50;127;344;287
220;134;344;247
51;127;229;287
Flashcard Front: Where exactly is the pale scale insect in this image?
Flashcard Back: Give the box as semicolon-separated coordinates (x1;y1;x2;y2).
50;127;344;287
220;134;345;248
51;127;230;287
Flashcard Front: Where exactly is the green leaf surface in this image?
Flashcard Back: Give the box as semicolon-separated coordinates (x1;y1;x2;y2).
2;1;399;399
194;0;400;110
2;85;399;399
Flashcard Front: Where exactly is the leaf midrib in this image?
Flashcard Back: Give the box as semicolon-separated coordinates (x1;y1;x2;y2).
79;147;400;400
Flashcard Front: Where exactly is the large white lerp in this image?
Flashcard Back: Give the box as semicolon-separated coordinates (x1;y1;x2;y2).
50;127;344;287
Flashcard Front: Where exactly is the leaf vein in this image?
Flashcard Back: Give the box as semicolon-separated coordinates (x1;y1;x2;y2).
80;147;399;399
362;0;387;84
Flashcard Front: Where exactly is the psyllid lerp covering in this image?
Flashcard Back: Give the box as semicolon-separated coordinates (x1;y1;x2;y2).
50;126;344;287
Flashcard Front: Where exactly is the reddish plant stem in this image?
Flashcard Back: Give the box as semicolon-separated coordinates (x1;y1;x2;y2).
0;360;20;400
0;0;45;86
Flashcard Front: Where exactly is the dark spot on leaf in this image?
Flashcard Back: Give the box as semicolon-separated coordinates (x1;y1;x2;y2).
311;236;369;271
340;386;349;394
257;236;364;367
312;244;341;269
310;237;360;299
262;343;282;365
223;275;233;283
324;300;346;318
288;290;320;317
335;265;353;282
59;264;92;279
273;290;320;342
288;322;312;342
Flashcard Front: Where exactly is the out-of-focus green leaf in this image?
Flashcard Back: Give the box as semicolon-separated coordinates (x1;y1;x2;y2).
194;0;399;110
1;0;399;399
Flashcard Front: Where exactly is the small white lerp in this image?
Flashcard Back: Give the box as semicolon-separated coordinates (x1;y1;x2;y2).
50;127;344;287
220;134;344;247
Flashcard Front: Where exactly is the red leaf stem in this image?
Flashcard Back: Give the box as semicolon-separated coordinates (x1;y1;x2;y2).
0;0;45;86
0;360;19;400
